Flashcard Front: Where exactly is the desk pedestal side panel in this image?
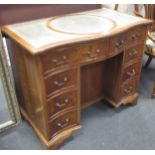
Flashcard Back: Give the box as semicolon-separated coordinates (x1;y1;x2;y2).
8;24;148;149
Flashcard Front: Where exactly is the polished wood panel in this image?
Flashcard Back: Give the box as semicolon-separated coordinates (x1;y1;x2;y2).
10;40;49;139
81;61;106;107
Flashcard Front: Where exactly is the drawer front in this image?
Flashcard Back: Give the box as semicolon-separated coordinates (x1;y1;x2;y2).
47;90;78;118
125;26;146;47
110;26;146;56
49;110;79;138
120;80;137;99
122;62;142;82
124;44;144;63
78;40;108;63
41;47;78;73
109;33;126;55
44;68;78;96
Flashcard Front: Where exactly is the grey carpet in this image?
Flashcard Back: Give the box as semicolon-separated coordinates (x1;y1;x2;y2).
0;55;155;150
0;78;11;124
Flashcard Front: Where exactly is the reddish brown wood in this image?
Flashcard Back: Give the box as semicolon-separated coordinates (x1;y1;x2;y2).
122;61;141;82
120;79;137;99
47;89;78;119
124;43;144;63
48;110;80;139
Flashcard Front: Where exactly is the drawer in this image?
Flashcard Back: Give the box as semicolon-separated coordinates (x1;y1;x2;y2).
110;26;146;56
124;44;144;63
49;110;79;138
47;90;78;118
120;80;137;99
78;39;108;63
125;26;146;47
41;47;78;73
109;33;126;55
122;62;142;82
44;68;78;96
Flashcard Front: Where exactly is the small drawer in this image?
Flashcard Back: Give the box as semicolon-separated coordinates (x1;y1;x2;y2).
122;62;142;82
125;26;146;47
41;47;78;73
78;40;108;63
124;44;144;63
120;80;137;98
109;33;126;55
49;110;79;138
44;68;78;96
47;90;78;118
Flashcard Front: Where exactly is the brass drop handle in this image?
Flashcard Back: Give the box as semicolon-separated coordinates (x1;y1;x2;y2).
86;49;101;58
132;33;140;40
124;86;133;94
126;69;136;77
53;77;68;87
56;98;69;108
52;55;67;66
115;40;125;49
57;118;69;128
129;49;138;57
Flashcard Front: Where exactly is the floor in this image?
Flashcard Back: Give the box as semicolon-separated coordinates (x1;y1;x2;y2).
0;78;11;124
0;55;155;150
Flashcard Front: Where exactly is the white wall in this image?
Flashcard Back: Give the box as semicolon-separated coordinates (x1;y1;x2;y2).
102;4;135;15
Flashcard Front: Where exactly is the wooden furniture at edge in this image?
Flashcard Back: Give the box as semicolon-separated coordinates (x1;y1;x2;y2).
135;4;155;98
1;9;152;149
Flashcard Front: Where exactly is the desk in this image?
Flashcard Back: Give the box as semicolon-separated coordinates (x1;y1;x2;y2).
1;8;152;149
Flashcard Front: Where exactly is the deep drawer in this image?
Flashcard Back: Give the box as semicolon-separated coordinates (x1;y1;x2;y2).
124;44;144;63
44;68;78;96
120;80;137;99
47;89;78;118
122;62;142;82
48;110;79;138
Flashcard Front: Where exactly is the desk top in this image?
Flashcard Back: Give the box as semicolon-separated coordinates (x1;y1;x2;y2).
1;8;152;55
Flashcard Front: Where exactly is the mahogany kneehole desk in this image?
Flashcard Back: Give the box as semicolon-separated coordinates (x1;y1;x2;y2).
1;8;152;149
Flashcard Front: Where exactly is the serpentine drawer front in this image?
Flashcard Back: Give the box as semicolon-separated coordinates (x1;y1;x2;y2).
1;8;152;149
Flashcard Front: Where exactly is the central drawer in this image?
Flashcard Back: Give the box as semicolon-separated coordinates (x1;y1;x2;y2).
77;39;108;63
44;68;78;97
